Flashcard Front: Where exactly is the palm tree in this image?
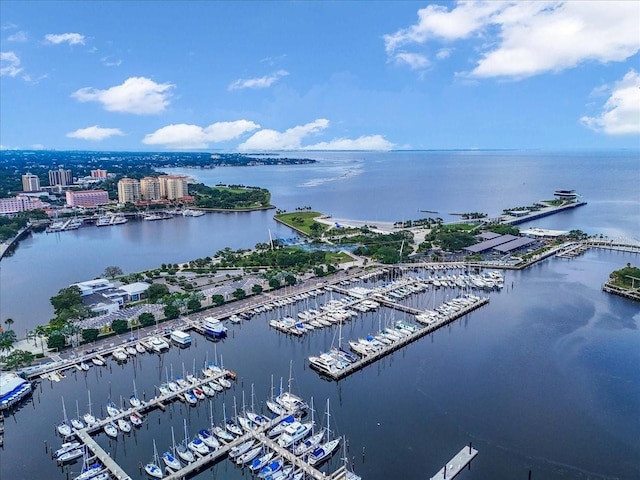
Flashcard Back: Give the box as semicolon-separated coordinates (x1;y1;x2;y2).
4;318;14;330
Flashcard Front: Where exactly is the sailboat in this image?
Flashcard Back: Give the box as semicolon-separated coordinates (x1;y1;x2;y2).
266;375;287;415
129;379;142;408
71;399;85;430
176;420;195;464
162;428;182;471
144;439;164;478
275;361;308;414
198;400;220;449
245;384;269;426
57;397;73;437
82;390;97;427
225;397;243;436
213;404;235;442
293;397;324;456
307;399;341;466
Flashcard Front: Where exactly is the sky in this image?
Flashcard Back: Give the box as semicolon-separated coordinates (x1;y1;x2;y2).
1;1;639;152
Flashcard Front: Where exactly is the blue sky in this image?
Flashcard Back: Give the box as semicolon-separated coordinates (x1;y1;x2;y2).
1;1;639;151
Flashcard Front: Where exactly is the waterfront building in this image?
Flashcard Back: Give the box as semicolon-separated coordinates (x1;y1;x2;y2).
159;175;189;200
140;177;161;201
119;282;150;302
117;178;142;203
21;173;41;192
0;195;49;214
48;168;73;187
71;278;115;296
90;169;108;178
65;189;109;207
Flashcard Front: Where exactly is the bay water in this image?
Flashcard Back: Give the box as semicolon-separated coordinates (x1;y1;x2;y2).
0;151;638;479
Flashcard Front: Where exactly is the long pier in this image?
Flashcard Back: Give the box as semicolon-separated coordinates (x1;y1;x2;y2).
321;297;489;381
430;444;478;480
75;429;132;480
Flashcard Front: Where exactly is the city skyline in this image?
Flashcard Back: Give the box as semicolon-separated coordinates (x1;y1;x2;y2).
1;1;639;151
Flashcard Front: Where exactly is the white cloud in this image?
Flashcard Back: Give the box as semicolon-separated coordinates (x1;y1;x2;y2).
238;119;329;151
580;70;640;135
436;48;451;60
67;125;125;141
228;70;289;90
71;77;174;115
101;56;122;67
44;32;85;45
394;52;430;70
143;120;260;149
384;1;640;78
304;135;394;151
7;31;28;42
0;51;22;77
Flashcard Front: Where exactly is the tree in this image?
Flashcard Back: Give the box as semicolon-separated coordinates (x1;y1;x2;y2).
103;266;124;279
138;312;156;327
164;304;180;320
232;288;246;300
251;284;263;295
47;331;66;351
81;328;99;343
147;283;170;303
4;318;14;329
268;277;281;290
0;330;17;356
50;286;83;315
3;349;34;369
111;319;129;335
187;297;201;311
284;273;297;286
211;294;225;306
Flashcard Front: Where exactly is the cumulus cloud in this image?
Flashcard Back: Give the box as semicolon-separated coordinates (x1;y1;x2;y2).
71;77;174;114
238;119;329;151
304;135;394;151
580;70;640;135
67;125;125;141
384;1;640;78
0;51;22;77
45;32;85;45
228;70;289;90
7;31;28;42
143;120;260;149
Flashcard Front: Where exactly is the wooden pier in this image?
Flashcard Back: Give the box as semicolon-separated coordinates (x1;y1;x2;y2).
430;444;478;480
321;297;489;381
76;429;132;480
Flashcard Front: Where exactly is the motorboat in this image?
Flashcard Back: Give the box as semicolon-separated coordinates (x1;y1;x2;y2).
202;317;227;338
53;441;81;459
112;348;127;362
267;415;295;438
276;421;313;448
187;436;209;456
57;447;84;464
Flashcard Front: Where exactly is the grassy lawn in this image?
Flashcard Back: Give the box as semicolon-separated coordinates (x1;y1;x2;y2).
327;251;353;263
274;211;327;236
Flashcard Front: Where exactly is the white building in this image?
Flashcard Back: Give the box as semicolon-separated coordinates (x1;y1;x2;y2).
119;282;151;302
22;173;41;192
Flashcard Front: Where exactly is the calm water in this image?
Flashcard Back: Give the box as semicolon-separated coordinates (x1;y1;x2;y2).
1;151;639;479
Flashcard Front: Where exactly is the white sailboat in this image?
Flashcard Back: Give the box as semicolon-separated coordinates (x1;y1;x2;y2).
144;439;163;479
57;397;72;437
129;379;142;408
176;419;195;464
307;399;341;466
162;428;182;471
82;390;97;427
71;399;85;430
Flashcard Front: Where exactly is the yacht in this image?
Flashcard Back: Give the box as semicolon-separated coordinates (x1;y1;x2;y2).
276;420;314;448
202;317;227;338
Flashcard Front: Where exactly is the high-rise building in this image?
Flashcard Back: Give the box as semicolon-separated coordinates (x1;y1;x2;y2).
66;190;110;207
49;168;73;186
22;173;41;192
117;178;141;204
159;175;189;200
90;169;108;178
140;177;161;201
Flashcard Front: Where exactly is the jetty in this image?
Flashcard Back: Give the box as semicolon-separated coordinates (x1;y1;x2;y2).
75;429;132;480
430;444;478;480
318;296;489;381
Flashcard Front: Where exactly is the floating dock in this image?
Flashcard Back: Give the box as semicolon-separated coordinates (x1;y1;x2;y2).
319;297;489;381
430;444;478;480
